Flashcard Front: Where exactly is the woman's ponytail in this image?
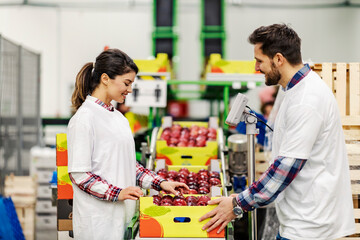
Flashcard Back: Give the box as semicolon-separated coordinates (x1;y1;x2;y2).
71;62;94;111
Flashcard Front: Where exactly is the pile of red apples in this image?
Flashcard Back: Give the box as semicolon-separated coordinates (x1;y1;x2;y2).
157;167;221;195
160;124;217;147
153;195;211;206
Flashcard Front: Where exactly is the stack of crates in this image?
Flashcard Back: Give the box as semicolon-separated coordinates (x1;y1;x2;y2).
56;134;73;234
139;116;227;238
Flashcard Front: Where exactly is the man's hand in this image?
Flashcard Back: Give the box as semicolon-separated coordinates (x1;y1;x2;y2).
118;186;143;201
160;181;189;195
199;197;236;233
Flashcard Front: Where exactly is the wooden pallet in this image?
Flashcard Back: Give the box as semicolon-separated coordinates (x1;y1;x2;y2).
4;174;36;240
312;63;360;127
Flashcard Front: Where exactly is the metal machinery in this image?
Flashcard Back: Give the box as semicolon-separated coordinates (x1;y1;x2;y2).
227;134;248;178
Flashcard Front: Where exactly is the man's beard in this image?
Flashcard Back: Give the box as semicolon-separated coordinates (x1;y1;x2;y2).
264;61;281;86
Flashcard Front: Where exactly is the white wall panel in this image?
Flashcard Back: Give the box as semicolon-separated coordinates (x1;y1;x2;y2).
1;4;360;117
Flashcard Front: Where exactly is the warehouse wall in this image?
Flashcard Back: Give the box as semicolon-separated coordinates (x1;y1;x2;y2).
0;3;359;118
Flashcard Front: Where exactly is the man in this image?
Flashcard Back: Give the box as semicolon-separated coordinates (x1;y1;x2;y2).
199;24;355;240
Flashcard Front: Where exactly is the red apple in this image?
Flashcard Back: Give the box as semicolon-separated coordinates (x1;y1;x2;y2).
167;170;178;179
179;167;190;174
174;195;185;200
190;130;198;138
198;196;211;203
188;172;198;178
169;137;179;145
209;171;220;179
197;201;208;206
177;142;187;147
153;195;161;205
161;128;171;137
161;134;170;141
198;169;209;175
209;177;221;186
173;199;187;206
198;187;210;194
176;177;187;184
196;135;207;147
185;196;198;203
181;128;190;135
178;172;189;179
187;140;195;147
198;127;209;136
160;202;172;206
190;125;199;131
207;132;217;140
171;129;181;138
189;189;198;194
198;181;210;189
161;195;173;202
198;174;209;182
208;128;217;134
172;124;182;131
157;169;168;179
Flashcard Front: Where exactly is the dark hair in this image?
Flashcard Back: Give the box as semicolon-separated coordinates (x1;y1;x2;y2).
248;24;302;65
260;101;274;116
71;48;138;111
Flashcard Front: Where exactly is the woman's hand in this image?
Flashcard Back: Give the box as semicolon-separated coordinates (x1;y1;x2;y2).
160;181;189;195
118;186;143;201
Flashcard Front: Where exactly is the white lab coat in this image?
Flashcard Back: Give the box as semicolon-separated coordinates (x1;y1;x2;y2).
272;71;355;239
68;96;137;240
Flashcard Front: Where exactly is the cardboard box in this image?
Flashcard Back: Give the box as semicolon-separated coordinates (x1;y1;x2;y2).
156;118;219;165
56;133;68;166
139;196;225;238
57;199;73;231
57;166;73;200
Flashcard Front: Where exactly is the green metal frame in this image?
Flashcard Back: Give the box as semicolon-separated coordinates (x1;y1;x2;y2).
152;0;178;59
151;31;179;58
201;0;225;31
200;31;227;66
200;0;226;67
153;0;177;29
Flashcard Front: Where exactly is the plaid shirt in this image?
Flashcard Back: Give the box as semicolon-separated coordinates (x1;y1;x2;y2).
235;64;310;211
69;96;165;202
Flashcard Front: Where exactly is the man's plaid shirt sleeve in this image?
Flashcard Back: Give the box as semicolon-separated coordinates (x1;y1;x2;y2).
235;156;306;212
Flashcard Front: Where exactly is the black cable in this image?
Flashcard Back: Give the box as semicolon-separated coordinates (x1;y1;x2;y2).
245;106;274;132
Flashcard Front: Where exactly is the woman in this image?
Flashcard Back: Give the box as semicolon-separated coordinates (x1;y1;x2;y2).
67;49;187;239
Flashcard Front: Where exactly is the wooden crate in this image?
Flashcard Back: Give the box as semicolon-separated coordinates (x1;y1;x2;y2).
312;63;360;127
4;174;37;240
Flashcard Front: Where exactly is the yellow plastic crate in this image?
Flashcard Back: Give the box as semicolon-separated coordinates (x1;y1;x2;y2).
139;196;225;238
156;121;218;166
